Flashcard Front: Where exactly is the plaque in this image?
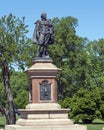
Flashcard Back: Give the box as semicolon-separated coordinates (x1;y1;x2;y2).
40;80;51;100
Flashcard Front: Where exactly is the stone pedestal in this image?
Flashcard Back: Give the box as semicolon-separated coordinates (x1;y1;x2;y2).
5;58;87;130
26;58;60;104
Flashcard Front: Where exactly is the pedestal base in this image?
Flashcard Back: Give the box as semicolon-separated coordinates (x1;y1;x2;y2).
5;103;87;130
5;124;87;130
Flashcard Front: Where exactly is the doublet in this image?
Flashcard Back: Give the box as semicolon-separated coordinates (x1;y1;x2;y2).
36;20;53;34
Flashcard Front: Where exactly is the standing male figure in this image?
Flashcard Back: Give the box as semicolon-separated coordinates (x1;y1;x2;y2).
33;13;54;57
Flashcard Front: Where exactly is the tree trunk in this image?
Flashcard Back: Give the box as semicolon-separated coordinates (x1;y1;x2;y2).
2;60;16;124
0;105;10;124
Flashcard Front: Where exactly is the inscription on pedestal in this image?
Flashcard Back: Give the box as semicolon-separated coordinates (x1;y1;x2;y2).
40;80;51;100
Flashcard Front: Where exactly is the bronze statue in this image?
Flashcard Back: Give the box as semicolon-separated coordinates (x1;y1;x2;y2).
33;13;54;57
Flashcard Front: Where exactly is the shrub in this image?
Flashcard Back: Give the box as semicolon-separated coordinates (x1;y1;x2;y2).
67;88;102;123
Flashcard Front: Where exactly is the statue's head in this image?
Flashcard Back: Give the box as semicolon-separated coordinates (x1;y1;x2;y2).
41;13;47;20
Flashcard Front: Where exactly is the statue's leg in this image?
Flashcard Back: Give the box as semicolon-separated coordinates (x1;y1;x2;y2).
36;45;41;57
42;34;49;57
42;46;47;57
36;44;39;56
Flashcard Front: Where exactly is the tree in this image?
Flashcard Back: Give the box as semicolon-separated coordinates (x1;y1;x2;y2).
86;39;104;90
49;17;88;99
0;14;33;124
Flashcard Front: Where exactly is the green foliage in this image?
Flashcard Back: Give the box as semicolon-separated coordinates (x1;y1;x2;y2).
68;88;104;123
99;90;104;120
10;71;28;98
50;16;79;67
10;71;29;108
86;39;104;89
59;97;71;108
0;13;35;70
49;17;89;99
14;90;28;109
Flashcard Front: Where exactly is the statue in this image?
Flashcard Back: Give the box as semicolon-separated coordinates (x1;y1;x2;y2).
33;13;54;58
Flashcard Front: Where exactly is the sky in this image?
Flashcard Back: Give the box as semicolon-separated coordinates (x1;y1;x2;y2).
0;0;104;41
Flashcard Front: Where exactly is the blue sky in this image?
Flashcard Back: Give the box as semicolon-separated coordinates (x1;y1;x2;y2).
0;0;104;41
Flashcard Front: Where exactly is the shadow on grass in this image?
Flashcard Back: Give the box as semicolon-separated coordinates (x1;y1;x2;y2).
77;122;104;125
92;122;104;125
73;119;104;125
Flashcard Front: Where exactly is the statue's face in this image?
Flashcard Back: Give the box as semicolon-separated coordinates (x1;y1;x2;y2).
41;13;47;20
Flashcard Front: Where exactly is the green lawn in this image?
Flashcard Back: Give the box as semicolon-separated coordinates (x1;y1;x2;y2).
86;119;104;130
0;116;104;130
0;116;6;129
75;119;104;130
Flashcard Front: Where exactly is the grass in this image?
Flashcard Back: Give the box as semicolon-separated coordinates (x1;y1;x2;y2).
0;115;104;130
75;119;104;130
0;116;6;129
0;115;19;129
86;119;104;130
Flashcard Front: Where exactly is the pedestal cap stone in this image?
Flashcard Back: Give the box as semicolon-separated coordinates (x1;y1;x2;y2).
25;58;61;78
